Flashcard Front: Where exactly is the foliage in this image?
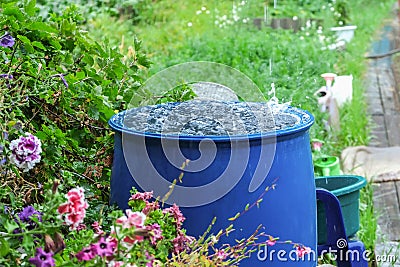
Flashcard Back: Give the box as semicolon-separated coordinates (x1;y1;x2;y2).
0;0;150;205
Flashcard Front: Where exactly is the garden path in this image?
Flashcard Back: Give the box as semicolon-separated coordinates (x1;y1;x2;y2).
364;5;400;266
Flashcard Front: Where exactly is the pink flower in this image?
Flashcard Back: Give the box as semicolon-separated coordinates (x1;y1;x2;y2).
142;201;160;215
75;223;87;231
129;191;153;201
163;204;185;228
266;239;277;246
114;210;147;245
172;231;194;254
91;236;115;257
92;221;105;235
75;247;95;262
9;132;42;172
312;141;323;152
145;251;155;267
29;247;55;267
57;187;88;230
116;210;146;228
146;223;163;245
215;250;228;260
296;245;312;258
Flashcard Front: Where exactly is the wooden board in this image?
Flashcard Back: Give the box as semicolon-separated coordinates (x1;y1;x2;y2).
373;182;400;241
369;115;389;147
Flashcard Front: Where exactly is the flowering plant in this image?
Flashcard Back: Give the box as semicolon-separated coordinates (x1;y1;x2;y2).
0;179;312;267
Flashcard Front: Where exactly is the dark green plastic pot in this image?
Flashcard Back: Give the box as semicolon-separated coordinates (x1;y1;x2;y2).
315;175;367;244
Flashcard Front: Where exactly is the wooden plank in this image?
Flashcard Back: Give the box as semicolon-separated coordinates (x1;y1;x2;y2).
373;182;400;241
385;114;400;146
367;99;384;115
365;68;380;95
377;68;399;114
369;115;389;147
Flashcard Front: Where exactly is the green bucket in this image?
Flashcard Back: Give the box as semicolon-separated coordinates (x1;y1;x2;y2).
315;175;367;244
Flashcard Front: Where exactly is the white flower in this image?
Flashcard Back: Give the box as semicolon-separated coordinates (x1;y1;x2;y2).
9;132;42;172
187;22;193;27
201;6;206;11
196;10;202;15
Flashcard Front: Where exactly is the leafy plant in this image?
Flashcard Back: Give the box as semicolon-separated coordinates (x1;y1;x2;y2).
0;0;150;204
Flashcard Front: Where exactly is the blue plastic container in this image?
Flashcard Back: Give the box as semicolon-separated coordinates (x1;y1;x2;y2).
109;102;316;266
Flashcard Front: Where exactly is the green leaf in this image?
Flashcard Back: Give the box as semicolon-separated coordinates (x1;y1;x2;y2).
3;220;19;234
17;35;30;44
31;41;46;50
29;22;58;34
49;39;62;50
82;55;94;66
22;234;34;250
25;0;36;16
17;35;34;53
0;238;10;258
3;6;25;21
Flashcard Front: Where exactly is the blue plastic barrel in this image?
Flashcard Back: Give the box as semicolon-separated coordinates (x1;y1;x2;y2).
109;102;316;266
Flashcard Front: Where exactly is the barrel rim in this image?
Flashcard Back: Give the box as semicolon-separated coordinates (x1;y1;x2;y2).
108;102;314;141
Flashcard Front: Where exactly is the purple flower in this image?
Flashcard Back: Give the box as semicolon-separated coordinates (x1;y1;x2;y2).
2;131;8;140
51;73;68;88
29;247;55;267
18;206;42;223
0;33;15;48
75;247;95;262
90;236;114;257
0;74;13;79
9;132;42;172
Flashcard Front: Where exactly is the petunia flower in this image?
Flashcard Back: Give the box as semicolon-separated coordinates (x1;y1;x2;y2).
75;246;95;262
91;236;115;257
18;206;42;223
29;247;55;267
114;210;147;245
57;187;89;230
9;133;42;172
0;32;15;48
